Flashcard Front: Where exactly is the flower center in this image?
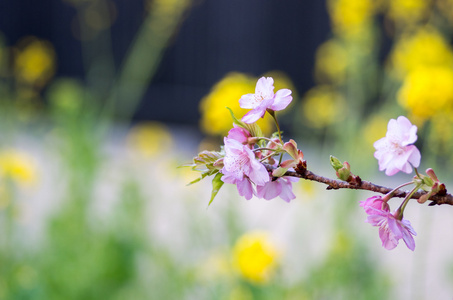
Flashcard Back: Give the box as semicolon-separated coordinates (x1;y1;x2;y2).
224;151;250;179
390;141;405;155
250;94;264;106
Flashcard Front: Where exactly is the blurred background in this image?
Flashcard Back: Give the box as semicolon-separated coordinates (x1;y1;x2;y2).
1;0;453;299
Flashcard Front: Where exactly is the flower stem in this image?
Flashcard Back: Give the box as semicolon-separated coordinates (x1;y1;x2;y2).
414;167;421;179
260;153;278;163
386;182;414;199
396;184;421;220
253;147;277;152
267;110;283;144
267;110;284;165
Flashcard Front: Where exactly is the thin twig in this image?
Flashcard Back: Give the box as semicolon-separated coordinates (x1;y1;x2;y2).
282;168;453;206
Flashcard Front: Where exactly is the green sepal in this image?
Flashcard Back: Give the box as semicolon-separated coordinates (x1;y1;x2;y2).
270;131;283;139
192;151;223;171
208;172;224;206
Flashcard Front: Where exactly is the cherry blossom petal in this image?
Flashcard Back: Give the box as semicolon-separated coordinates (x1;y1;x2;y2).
278;178;296;202
256;180;282;200
270;89;292;111
236;178;255;200
228;127;251;144
241;98;273;123
239;93;257;109
247;159;270;186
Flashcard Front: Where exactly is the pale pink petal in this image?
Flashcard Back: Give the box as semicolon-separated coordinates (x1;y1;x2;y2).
270;89;292;111
228;127;251;144
401;219;417;236
387;216;403;239
221;173;238;184
360;195;390;215
373;137;387;151
401;227;416;251
241;97;274;124
399;162;412;174
386;119;398;138
407;145;421;168
255;77;274;97
236;178;255;200
256;180;282;200
279;178;296;202
406;125;418;145
396;116;418;145
239;93;257;109
286;176;299;182
384;166;400;176
241;108;267;123
366;214;384;227
379;227;398;250
247;159;270;186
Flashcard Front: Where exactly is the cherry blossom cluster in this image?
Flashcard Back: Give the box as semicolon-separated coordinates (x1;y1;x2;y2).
189;77;448;252
190;77;301;204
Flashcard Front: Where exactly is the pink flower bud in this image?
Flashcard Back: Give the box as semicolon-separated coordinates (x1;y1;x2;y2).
283;139;299;160
426;168;439;182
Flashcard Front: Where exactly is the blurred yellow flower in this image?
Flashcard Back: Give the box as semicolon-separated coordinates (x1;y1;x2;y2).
14;36;56;87
0;150;37;187
386;0;429;23
126;121;173;158
397;66;453;122
390;27;453;78
232;231;280;284
302;85;346;128
199;73;273;136
314;39;348;83
327;0;375;38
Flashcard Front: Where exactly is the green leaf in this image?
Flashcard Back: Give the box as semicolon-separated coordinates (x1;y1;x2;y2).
226;107;263;138
186;169;218;186
208;172;224;206
226;107;246;127
187;177;203;185
178;163;195;168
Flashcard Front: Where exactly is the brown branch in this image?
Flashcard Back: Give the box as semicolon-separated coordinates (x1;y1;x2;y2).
282;167;453;206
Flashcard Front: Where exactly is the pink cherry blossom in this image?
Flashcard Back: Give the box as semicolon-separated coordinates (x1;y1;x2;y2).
227;126;251;145
239;77;293;124
221;137;269;187
256;176;298;203
366;210;417;251
360;195;390;215
374;116;421;176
